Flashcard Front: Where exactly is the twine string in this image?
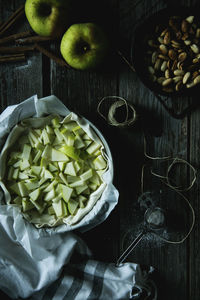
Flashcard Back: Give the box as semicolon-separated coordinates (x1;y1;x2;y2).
97;97;196;245
97;96;137;127
142;136;196;244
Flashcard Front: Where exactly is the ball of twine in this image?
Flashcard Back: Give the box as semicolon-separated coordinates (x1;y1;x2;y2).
97;96;137;127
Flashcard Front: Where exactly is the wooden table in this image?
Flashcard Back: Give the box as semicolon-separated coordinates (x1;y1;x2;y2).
0;0;200;299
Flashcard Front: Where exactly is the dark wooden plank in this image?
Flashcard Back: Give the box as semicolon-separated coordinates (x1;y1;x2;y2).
50;0;120;262
0;1;43;298
189;105;200;300
0;0;43;113
0;0;199;300
118;0;192;299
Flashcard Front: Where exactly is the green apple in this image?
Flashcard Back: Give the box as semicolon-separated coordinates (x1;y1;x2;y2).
25;0;71;37
60;23;109;70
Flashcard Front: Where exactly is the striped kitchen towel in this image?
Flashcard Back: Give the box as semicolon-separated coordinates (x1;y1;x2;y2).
0;203;157;300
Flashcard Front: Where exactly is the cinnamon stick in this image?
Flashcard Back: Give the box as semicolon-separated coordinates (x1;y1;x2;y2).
35;43;71;68
0;45;35;54
0;53;26;63
0;31;33;45
0;5;25;36
16;35;55;45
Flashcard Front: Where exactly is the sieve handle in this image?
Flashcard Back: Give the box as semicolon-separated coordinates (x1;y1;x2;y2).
116;230;146;267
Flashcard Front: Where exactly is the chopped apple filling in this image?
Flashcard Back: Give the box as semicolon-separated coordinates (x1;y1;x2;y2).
6;117;108;225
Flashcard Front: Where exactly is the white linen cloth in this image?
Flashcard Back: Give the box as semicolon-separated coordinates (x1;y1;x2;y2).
0;203;157;300
0;95;157;299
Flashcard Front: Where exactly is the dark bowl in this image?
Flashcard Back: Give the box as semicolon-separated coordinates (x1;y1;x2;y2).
131;5;200;98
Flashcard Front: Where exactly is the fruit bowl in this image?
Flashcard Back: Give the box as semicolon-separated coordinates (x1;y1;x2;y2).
131;5;200;98
0;95;118;231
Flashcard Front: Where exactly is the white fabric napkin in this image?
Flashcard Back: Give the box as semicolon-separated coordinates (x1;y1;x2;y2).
0;95;157;299
0;203;157;300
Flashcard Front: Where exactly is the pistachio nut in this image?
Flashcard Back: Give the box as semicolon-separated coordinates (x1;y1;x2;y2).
171;40;181;48
192;71;199;79
161;60;168;72
152;51;158;64
158;54;169;60
178;52;187;62
165;69;170;78
162;78;173;86
163;31;171;45
168;49;177;60
157;77;166;84
159;44;168;55
161;28;168;37
190;44;199;54
148;66;155;74
181;19;190;33
174;69;185;76
173;76;183;83
196;28;200;38
183;72;191;84
154;58;162;70
184;39;191;45
158;36;164;44
194;75;200;84
186;16;194;24
171;60;178;71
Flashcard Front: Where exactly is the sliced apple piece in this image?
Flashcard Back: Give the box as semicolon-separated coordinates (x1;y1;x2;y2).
33;150;42;164
86;141;101;155
69;179;85;188
63;121;77;131
62;201;68;216
51;148;69;162
44;169;53;179
68;199;78;215
52;200;63;217
7;166;14;181
20;159;30;171
80;168;93;181
12;168;19;180
60;183;73;202
54;128;63;142
13;196;22;206
49;163;58;172
18;181;29;197
93;155;107;170
76;184;88;195
45;125;54;134
64;161;76;176
51;117;61;128
44;189;55;202
58;161;66;172
31;165;42;176
78;195;87;208
48;206;55;215
22;198;35;212
22;144;31;161
74;135;85;149
72;125;85;136
30;188;40;201
25;179;39;190
59;172;68;186
41;145;52;159
29;198;46;214
59;145;80;161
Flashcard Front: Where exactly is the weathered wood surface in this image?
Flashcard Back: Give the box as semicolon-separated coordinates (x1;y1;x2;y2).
0;0;200;299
